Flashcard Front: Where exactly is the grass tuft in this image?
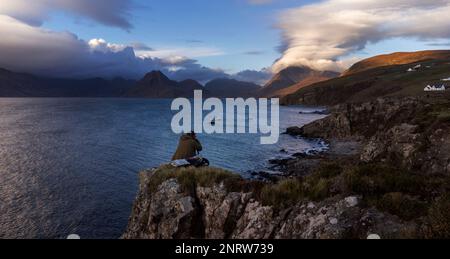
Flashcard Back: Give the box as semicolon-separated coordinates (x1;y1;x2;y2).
147;166;243;194
260;179;304;209
427;195;450;239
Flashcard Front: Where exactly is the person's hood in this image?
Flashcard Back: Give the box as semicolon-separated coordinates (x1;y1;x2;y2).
180;134;194;141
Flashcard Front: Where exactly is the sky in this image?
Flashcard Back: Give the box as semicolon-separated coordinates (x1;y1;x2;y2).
1;0;450;84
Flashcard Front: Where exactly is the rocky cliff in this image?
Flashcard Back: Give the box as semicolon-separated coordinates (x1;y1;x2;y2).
295;98;450;175
122;166;414;239
281;97;450;238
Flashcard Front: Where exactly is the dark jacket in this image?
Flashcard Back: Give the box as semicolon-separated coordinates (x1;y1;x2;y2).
172;134;203;160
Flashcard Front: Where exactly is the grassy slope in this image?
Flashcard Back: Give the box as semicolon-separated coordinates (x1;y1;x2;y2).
282;58;450;106
343;50;450;76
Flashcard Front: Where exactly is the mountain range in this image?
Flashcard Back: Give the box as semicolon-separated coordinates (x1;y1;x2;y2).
0;66;337;99
0;68;263;98
1;50;449;101
204;78;261;98
0;68;134;97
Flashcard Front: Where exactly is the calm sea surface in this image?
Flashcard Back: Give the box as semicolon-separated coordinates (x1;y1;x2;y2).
0;98;326;239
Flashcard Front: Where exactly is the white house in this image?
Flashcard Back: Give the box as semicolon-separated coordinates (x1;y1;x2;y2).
424;85;446;92
407;64;422;72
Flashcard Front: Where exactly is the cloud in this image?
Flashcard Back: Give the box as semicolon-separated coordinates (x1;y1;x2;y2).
427;42;450;47
0;15;89;76
247;0;273;5
243;50;265;56
89;38;128;53
0;15;228;82
0;0;263;84
165;61;228;83
130;42;154;51
0;0;133;29
136;47;225;60
273;0;450;72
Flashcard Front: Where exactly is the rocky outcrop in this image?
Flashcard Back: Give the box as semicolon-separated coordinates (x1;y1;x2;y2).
297;98;422;139
122;167;413;239
121;172;203;239
360;123;420;164
293;98;450;175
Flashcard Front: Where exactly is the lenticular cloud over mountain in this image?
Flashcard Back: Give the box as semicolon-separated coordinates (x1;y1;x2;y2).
273;0;450;73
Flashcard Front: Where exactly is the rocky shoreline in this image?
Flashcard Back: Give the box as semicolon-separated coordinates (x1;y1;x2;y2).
123;97;450;239
283;97;450;175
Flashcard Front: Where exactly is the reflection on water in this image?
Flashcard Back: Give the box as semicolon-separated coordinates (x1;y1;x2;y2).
0;98;326;239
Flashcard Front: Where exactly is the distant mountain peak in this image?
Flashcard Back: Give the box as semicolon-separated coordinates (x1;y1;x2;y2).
279;65;312;74
260;65;338;98
0;67;14;75
126;71;207;98
179;79;202;86
178;79;204;92
204;78;261;98
142;70;170;81
208;78;238;83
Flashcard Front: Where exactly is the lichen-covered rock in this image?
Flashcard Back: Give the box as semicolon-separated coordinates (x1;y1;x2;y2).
196;184;251;239
122;174;200;239
297;98;422;140
275;197;360;239
419;125;450;175
295;98;450;175
231;200;276;239
123;168;414;239
360;123;420;164
300;112;352;139
274;196;416;239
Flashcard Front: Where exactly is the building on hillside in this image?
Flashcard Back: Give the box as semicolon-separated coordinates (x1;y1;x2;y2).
424;85;446;92
407;64;422;72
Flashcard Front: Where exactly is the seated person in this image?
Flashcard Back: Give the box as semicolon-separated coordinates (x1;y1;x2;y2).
172;131;209;167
